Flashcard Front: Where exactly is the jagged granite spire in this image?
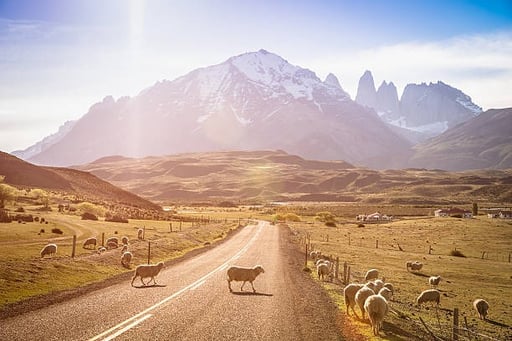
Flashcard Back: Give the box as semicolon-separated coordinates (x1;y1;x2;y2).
355;70;377;109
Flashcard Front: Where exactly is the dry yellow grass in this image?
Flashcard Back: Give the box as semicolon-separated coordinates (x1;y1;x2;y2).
290;215;512;340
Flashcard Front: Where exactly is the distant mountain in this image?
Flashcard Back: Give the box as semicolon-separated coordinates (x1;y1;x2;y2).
0;151;160;210
23;49;410;169
409;108;512;170
75;149;512;204
11;120;76;160
355;71;482;143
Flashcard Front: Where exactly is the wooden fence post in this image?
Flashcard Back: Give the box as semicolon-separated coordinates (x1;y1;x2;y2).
453;307;459;341
376;239;379;249
101;232;105;246
147;241;151;264
72;235;76;258
305;243;308;268
343;262;347;284
169;222;172;233
335;257;339;280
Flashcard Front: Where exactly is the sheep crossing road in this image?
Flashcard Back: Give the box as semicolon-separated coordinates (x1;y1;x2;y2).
0;221;342;340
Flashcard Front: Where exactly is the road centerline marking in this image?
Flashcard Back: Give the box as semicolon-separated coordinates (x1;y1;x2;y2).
88;221;264;341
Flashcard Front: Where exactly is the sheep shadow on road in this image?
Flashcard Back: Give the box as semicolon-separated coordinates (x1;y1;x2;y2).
132;284;167;289
230;291;273;297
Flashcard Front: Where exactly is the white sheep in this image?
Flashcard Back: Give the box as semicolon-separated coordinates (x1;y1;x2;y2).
131;261;164;287
40;243;57;258
137;228;144;240
121;244;128;253
227;265;265;293
378;287;393;301
383;282;394;294
355;286;375;319
473;299;489;320
406;261;423;272
416;289;440;307
364;294;389;336
97;246;107;254
106;237;118;246
82;237;97;249
429;275;441;287
310;250;320;261
317;263;330;281
121;251;133;268
107;241;118;250
365;269;379;281
373;279;384;292
343;283;364;317
121;236;129;245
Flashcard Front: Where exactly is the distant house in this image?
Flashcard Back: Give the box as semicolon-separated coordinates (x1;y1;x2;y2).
435;208;472;218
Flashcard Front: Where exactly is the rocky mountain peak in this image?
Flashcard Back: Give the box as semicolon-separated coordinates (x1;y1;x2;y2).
324;73;342;89
355;70;377;108
376;80;400;119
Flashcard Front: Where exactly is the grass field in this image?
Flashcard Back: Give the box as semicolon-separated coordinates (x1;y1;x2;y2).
0;207;242;310
287;213;512;340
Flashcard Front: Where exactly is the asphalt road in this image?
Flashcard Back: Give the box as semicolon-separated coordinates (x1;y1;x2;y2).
0;221;343;340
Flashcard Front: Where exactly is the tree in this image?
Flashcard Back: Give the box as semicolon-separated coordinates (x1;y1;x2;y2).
0;184;17;208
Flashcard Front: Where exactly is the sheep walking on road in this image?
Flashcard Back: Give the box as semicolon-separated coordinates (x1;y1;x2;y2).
365;269;379;281
131;262;164;287
40;243;57;258
355;286;376;320
317;262;330;281
343;283;364;317
473;299;489;320
227;265;265;293
121;251;133;268
364;294;389;336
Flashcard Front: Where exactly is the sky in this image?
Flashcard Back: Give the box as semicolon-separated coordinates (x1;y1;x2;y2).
1;0;511;152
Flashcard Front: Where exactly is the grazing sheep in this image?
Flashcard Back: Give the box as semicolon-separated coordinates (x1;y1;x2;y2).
106;237;118;246
40;243;57;258
107;241;118;250
429;275;441;287
373;279;384;292
97;246;107;254
317;263;331;281
378;287;393;301
137;228;144;240
473;299;489;320
82;237;97;249
343;283;364;317
131;262;164;287
121;236;129;245
355;286;375;319
364;294;389;336
416;289;440;307
406;261;423;272
365;269;379;281
121;251;133;268
227;265;265;293
121;244;128;253
383;282;394;294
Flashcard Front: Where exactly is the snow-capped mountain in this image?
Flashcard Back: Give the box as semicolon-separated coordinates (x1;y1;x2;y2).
355;71;482;142
23;49;410;168
11;120;76;160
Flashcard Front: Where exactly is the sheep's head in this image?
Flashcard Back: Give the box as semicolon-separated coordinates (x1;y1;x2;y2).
254;265;265;275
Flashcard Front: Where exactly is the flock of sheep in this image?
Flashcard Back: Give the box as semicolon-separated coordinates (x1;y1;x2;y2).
311;251;490;337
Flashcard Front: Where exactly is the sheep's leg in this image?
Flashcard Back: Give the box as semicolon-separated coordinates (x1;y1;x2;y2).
141;277;147;286
227;279;232;292
240;281;246;291
250;281;256;293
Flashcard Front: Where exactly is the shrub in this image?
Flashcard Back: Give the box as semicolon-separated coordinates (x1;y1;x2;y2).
52;228;63;234
0;209;12;223
105;214;129;223
325;221;336;227
357;223;365;228
13;214;33;222
284;213;301;222
450;249;466;257
15;207;25;212
40;228;45;233
81;212;98;221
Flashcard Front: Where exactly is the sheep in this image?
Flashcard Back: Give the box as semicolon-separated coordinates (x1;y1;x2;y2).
364;294;389;336
97;246;107;254
40;243;57;258
373;279;384;292
383;282;394;294
473;299;489;320
82;237;97;249
121;244;128;253
131;261;164;287
406;261;423;272
121;236;129;245
107;241;118;250
365;281;377;292
429;275;441;287
355;286;375;319
378;287;393;301
137;228;144;240
227;265;265;293
106;237;118;246
343;283;364;317
317;263;331;281
310;250;320;261
416;289;440;308
365;269;379;281
121;251;133;268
